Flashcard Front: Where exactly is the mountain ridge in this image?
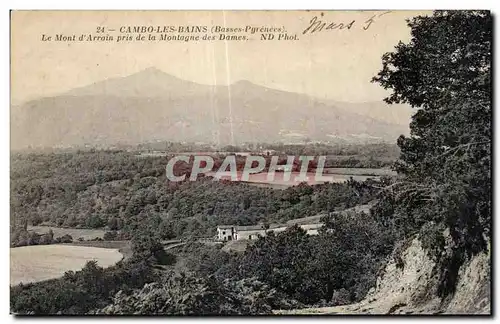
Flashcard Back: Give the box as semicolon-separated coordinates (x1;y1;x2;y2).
11;68;411;149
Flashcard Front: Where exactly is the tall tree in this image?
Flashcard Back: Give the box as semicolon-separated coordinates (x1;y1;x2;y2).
372;10;491;295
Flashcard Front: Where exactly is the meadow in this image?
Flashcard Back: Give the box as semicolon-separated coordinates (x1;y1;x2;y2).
10;245;122;286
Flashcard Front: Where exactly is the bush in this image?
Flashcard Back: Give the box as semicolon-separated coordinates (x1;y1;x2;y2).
11;259;155;315
330;288;351;306
103;231;118;241
97;272;276;315
217;213;394;306
55;234;73;243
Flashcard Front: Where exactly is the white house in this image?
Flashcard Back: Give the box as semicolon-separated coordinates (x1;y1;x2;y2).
216;222;322;241
217;225;236;241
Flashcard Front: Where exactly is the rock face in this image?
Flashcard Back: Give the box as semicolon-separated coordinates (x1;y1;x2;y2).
445;250;491;314
275;237;490;315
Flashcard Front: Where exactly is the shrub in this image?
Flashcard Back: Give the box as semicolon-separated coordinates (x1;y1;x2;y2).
97;272;275;315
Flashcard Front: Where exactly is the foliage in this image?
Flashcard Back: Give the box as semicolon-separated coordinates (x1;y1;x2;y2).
419;222;446;261
136;141;400;163
10;228;59;247
54;234;73;244
10;259;155;314
10;147;390;314
103;230;118;241
371;10;491;296
10;232;170;315
96;272;277;315
180;243;233;277
130;233;177;266
11;149;380;240
213;211;393;306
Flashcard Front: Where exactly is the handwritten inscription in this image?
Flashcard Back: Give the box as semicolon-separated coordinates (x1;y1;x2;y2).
302;11;392;34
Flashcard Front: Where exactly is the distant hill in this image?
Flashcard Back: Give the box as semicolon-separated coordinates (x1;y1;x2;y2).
11;68;411;149
326;100;413;127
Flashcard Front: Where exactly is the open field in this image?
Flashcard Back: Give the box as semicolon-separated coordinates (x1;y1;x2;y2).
243;172;378;186
64;240;133;260
27;226;106;240
323;167;397;176
137;151;253;158
10;245;122;286
207;170;381;188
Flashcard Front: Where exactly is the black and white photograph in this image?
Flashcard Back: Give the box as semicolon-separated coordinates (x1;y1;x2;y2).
8;9;492;315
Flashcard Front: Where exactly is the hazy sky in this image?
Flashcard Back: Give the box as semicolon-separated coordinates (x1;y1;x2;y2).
11;10;432;104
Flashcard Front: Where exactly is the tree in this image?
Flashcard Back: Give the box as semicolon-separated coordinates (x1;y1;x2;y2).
39;229;54;245
373;11;490;110
86;214;105;229
27;231;41;245
96;272;276;315
107;217;120;231
103;231;118;241
55;234;73;243
130;233;175;266
372;10;491;296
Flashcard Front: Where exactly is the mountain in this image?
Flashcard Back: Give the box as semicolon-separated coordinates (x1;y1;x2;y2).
11;68;410;149
64;67;214;98
327;100;413;126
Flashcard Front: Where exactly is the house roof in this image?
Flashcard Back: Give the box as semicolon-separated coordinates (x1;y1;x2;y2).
235;223;287;231
235;225;263;231
217;225;235;229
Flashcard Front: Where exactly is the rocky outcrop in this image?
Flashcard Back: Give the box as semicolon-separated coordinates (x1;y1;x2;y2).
275;237;490;315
